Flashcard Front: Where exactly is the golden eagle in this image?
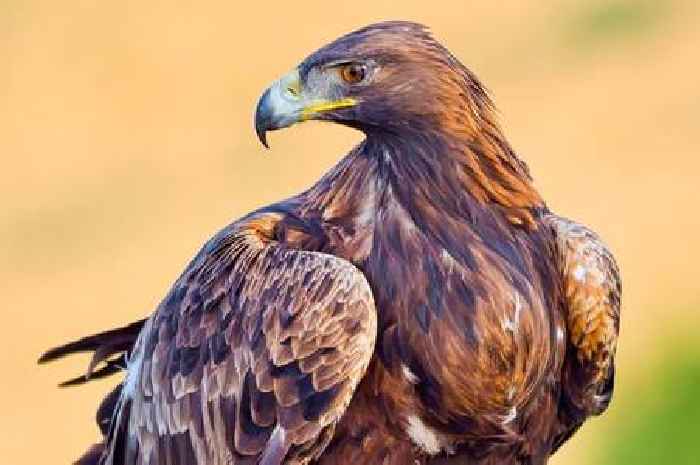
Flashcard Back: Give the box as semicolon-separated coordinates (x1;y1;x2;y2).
40;21;621;465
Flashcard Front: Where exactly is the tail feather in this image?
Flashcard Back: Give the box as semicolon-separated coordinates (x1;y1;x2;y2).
58;358;125;387
75;443;105;465
38;319;145;363
40;320;146;465
38;319;146;387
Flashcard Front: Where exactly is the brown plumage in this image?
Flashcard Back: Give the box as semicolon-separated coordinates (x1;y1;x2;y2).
40;21;621;465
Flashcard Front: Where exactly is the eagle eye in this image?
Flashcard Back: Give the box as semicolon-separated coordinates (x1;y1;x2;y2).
339;63;367;85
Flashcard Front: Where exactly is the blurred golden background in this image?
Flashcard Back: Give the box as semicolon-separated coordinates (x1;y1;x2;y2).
2;1;699;463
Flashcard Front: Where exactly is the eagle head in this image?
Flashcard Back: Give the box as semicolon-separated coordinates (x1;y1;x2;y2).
254;21;493;147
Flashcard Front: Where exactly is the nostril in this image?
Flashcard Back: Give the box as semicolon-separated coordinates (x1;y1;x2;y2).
287;87;298;97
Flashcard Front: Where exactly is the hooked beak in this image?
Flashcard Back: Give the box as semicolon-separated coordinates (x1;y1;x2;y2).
254;68;357;148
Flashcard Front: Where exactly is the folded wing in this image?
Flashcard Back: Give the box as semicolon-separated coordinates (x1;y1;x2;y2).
98;212;377;465
546;215;621;450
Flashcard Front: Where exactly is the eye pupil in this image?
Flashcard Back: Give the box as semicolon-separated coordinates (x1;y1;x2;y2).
342;64;366;84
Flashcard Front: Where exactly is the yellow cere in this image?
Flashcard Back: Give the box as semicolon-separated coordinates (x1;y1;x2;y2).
301;98;357;120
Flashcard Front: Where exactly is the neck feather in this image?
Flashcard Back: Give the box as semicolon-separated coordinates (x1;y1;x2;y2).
364;124;544;228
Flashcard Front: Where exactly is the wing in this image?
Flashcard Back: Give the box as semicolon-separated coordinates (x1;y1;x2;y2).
545;215;621;450
101;211;377;465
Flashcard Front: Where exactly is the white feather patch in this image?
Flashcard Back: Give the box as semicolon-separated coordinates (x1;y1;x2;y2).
573;265;587;282
402;364;420;384
406;415;443;455
502;293;523;333
123;349;143;399
503;406;517;424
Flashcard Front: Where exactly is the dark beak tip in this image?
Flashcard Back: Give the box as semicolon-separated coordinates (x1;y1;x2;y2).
256;128;270;149
254;88;273;149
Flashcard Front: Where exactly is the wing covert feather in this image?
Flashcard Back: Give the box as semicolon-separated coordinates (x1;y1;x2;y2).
101;213;377;465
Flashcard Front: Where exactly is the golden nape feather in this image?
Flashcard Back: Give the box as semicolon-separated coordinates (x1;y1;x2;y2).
41;21;620;465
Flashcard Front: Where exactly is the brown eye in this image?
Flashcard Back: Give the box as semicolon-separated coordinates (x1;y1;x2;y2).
340;63;367;84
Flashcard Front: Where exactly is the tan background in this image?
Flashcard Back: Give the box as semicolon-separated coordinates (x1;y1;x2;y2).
2;1;699;464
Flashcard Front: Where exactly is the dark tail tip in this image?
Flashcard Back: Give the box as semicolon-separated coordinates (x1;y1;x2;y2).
74;443;105;465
